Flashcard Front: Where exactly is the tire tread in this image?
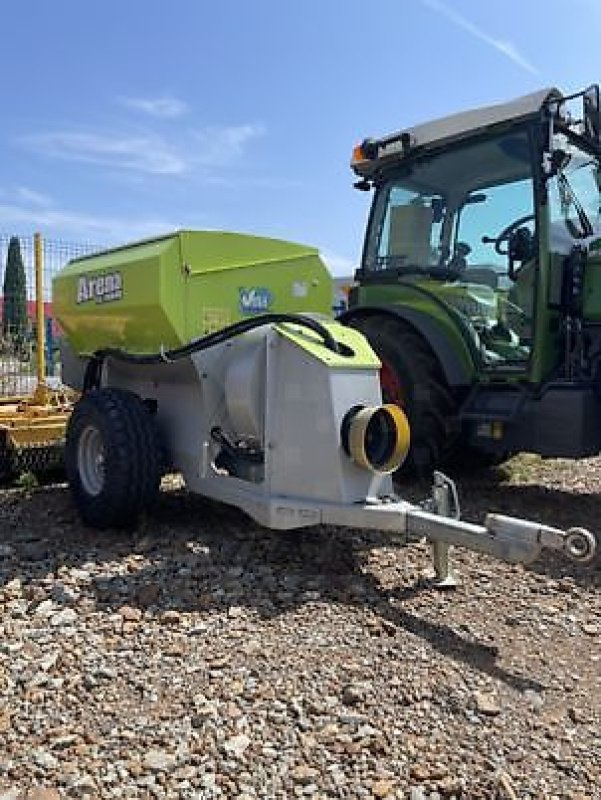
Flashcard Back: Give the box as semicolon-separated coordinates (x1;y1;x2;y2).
65;388;161;529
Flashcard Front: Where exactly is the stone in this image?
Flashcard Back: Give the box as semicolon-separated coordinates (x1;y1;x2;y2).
49;608;78;627
473;691;501;716
410;764;431;782
160;610;181;625
118;605;142;623
437;776;463;794
291;765;319;785
50;583;78;604
0;710;12;732
33;599;56;618
51;734;79;750
341;683;365;706
568;706;588;724
23;790;62;800
142;750;177;772
371;779;396;798
39;653;59;672
524;689;544;712
1;453;600;799
223;734;251;758
67;774;97;796
32;750;59;770
94;666;117;680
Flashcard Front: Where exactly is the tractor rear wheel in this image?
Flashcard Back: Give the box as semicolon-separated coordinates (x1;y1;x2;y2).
350;317;457;476
65;388;161;529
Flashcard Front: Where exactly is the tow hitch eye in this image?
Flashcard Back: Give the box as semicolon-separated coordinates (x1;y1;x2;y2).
564;527;597;564
341;404;410;474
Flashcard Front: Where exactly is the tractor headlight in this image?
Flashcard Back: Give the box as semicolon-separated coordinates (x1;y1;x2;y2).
341;404;410;474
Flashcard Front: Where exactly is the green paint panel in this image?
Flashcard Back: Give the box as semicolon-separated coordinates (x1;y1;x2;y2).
53;230;332;355
354;281;476;378
583;253;601;322
276;319;380;369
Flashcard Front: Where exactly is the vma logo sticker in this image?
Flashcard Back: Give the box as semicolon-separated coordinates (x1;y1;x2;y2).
77;272;123;305
238;287;273;315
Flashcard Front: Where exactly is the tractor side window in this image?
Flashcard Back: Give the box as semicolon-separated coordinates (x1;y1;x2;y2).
374;187;445;271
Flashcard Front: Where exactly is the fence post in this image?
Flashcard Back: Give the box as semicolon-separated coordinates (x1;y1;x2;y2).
33;232;47;404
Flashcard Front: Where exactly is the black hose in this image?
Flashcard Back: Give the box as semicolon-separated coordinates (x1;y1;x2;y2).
84;313;341;390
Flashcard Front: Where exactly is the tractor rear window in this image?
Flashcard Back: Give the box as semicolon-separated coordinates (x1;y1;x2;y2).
375;186;445;271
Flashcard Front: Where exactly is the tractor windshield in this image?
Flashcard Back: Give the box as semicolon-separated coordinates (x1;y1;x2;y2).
364;130;537;365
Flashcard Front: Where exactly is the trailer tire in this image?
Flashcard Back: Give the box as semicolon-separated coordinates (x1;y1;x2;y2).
65;388;161;529
350;317;457;476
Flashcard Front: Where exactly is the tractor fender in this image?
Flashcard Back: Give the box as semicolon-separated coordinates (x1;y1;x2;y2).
338;305;476;387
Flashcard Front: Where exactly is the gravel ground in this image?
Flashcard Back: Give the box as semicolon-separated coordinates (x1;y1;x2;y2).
0;455;599;800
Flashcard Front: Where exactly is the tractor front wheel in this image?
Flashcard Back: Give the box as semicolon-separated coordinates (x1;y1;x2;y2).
65;388;161;529
351;317;457;476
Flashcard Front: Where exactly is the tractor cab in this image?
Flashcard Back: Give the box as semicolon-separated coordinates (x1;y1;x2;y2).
347;87;601;468
359;127;537;368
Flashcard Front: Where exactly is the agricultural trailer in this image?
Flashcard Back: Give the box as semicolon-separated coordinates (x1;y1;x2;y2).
53;231;597;579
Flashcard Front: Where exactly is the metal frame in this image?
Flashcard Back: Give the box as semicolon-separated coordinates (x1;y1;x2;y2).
0;233;74;475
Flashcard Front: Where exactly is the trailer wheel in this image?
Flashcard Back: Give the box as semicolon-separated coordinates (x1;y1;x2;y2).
350;317;457;476
65;388;161;529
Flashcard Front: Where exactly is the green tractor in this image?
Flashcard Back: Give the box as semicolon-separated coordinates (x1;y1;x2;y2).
342;86;601;473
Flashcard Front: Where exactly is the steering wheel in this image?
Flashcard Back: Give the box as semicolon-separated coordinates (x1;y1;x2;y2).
483;214;535;255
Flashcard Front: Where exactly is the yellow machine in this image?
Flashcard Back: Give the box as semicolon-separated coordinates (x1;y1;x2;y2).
0;234;74;478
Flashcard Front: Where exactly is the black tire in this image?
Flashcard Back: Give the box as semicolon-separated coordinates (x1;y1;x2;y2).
65;388;161;529
350;317;458;476
452;447;509;471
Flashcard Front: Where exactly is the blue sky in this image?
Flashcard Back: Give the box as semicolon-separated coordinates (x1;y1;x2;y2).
0;0;599;275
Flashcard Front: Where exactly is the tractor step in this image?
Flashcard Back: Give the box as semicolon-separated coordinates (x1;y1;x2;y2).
460;385;526;423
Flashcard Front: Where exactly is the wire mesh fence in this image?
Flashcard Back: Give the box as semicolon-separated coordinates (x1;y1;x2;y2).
0;234;101;398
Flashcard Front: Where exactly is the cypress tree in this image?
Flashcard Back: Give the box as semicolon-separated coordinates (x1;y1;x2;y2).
2;236;27;339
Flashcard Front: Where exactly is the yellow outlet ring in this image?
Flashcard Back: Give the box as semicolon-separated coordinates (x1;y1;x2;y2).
347;403;410;474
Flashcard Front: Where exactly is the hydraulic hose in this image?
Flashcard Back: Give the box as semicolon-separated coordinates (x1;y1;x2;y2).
84;313;341;390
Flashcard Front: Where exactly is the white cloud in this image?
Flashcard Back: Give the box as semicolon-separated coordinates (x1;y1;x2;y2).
0;201;181;243
16;186;53;206
118;95;189;118
194;124;265;167
0;186;53;206
421;0;539;76
19;123;265;177
19;131;188;176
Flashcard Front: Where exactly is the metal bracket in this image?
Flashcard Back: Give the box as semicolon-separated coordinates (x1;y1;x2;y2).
428;471;460;588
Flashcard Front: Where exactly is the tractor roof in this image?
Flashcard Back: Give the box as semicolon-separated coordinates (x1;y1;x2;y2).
352;87;562;177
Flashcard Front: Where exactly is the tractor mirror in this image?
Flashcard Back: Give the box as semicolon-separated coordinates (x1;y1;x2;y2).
584;85;601;146
549;149;570;177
